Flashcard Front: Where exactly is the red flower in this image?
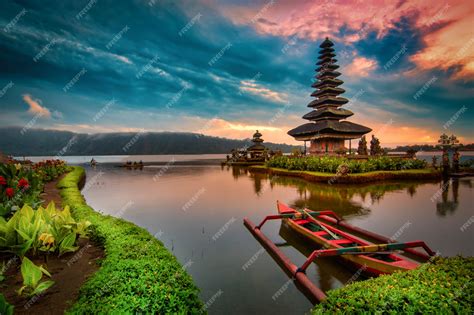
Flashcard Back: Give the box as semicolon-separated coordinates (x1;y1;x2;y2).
0;176;6;186
18;178;29;189
5;187;15;198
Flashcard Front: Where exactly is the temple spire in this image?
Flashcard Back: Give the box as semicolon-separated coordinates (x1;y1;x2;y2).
288;38;372;155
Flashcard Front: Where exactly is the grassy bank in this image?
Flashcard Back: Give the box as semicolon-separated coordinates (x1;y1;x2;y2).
250;165;441;184
313;256;473;314
58;166;203;314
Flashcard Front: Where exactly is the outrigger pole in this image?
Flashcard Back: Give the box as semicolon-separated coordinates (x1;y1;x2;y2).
243;218;327;304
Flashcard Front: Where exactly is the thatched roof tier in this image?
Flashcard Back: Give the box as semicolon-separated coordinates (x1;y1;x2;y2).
302;108;353;121
288;121;372;140
311;87;345;98
307;96;349;108
311;78;343;88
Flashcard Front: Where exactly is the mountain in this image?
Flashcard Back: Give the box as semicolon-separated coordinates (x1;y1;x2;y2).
0;127;300;156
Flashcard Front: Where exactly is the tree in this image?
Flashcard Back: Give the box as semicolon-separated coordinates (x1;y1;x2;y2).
357;135;368;155
370;135;382;156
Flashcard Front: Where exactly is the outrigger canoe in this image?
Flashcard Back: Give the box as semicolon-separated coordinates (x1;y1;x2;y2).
243;201;435;303
277;201;423;276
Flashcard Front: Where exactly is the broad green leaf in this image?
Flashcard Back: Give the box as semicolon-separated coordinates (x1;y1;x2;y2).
31;280;54;296
20;257;42;288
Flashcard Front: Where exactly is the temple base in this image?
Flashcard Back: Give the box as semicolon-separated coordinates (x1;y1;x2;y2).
309;138;347;155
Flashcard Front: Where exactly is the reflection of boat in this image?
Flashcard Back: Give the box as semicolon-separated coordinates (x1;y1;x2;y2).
276;201;432;276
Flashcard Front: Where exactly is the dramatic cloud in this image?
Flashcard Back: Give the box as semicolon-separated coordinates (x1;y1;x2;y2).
239;80;288;104
22;94;51;118
219;0;474;79
0;0;472;146
346;57;377;77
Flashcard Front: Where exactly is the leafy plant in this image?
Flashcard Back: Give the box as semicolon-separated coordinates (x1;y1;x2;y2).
0;293;14;315
18;256;54;297
0;203;90;257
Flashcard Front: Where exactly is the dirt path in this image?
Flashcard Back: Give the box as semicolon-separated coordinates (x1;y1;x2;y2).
40;174;66;208
0;175;105;314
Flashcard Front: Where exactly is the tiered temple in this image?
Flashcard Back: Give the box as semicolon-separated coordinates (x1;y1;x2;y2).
288;38;371;155
247;130;266;159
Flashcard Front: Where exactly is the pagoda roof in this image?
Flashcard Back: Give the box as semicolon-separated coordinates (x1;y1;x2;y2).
312;78;343;88
288;121;372;138
319;38;334;48
318;52;336;59
311;87;345;97
315;64;339;72
317;71;341;80
303;108;353;120
253;130;262;138
316;58;337;65
248;144;266;151
308;96;348;107
319;47;335;54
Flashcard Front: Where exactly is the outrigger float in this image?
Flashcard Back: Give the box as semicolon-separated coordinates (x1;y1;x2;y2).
243;201;436;304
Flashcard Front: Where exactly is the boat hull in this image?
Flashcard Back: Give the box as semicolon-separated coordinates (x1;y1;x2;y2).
277;201;418;276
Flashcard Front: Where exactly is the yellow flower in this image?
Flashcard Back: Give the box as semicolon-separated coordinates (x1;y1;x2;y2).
39;233;55;245
14;163;22;170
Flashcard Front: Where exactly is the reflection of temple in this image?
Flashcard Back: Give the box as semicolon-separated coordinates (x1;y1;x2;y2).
246;172;426;219
436;179;460;216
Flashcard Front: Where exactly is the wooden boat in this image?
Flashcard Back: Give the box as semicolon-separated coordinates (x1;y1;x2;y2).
277;201;420;276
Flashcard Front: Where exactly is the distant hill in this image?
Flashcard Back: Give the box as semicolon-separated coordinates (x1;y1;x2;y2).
0;127;301;156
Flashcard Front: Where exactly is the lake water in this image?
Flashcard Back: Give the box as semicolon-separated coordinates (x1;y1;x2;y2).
52;155;474;315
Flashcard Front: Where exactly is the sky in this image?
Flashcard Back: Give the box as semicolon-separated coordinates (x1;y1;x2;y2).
0;0;473;147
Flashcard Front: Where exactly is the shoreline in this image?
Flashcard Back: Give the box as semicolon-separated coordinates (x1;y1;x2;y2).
249;165;443;184
58;166;203;313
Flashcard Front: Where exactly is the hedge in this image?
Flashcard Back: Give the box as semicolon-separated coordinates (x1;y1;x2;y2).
313;256;473;314
267;156;427;174
58;167;203;314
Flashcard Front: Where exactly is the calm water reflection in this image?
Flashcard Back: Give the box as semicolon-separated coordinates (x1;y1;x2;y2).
82;163;473;315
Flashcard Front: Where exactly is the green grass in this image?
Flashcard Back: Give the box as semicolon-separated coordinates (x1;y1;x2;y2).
58;167;203;314
313;256;473;314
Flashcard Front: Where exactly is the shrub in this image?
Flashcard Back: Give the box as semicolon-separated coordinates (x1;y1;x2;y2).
59;167;203;314
32;160;70;182
313;256;473;314
266;156;428;174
